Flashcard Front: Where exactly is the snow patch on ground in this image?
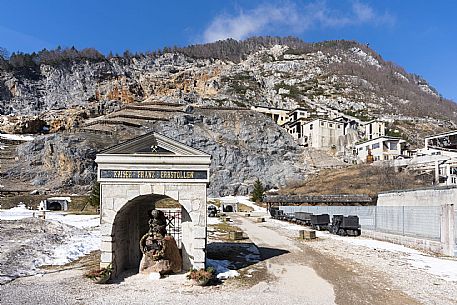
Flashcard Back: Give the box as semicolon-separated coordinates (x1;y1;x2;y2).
206;259;240;280
271;218;457;282
0;205;100;228
0;133;35;141
0;205;100;284
207;216;222;225
235;196;267;213
208;196;267;214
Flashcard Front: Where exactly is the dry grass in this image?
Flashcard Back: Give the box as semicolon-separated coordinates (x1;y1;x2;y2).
40;250;100;272
282;164;433;197
237;203;254;212
211;221;242;235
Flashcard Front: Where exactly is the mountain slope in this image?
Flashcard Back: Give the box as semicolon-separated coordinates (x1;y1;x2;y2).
1;37;456;194
1;38;456;143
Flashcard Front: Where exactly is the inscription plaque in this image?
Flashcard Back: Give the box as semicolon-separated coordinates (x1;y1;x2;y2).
100;170;207;180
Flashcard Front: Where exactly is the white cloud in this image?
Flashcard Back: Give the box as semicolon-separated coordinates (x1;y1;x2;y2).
203;3;305;43
202;1;395;43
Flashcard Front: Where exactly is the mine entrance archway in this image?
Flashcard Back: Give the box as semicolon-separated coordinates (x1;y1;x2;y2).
96;132;211;276
223;205;234;212
112;194;188;273
47;202;62;211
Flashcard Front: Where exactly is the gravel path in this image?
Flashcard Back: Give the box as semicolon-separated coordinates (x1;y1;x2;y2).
1;213;455;304
262;217;457;305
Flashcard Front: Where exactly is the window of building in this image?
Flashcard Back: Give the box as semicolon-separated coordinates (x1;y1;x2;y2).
310;124;313;130
384;156;389;160
366;145;369;150
337;125;341;128
372;143;380;149
329;124;333;128
321;122;325;126
390;142;398;150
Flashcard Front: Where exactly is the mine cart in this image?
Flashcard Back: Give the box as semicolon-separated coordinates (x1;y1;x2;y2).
269;207;285;219
310;214;330;230
294;212;313;226
329;215;361;236
207;205;218;217
269;207;279;218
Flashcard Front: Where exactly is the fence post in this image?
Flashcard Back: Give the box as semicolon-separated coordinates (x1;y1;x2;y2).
374;206;377;231
402;206;405;236
440;204;455;256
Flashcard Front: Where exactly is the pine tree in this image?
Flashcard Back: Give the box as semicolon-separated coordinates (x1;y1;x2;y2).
251;178;264;203
89;181;100;209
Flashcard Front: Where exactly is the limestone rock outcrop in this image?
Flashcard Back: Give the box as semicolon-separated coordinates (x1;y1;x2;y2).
5;107;306;196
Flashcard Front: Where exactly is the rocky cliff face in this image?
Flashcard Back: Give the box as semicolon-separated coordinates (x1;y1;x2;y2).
1;37;457;195
5;109;306;196
2;40;456;125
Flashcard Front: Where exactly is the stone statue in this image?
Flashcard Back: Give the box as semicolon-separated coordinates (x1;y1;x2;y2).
139;209;182;276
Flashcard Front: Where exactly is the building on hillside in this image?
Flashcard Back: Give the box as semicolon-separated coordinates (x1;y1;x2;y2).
424;130;457;152
392;130;457;186
284;118;307;145
250;106;289;125
301;118;345;149
251;104;393;158
360;120;386;140
287;107;311;122
334;116;359;135
355;136;406;163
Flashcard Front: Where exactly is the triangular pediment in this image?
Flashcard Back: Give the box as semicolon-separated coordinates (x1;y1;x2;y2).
100;132;209;156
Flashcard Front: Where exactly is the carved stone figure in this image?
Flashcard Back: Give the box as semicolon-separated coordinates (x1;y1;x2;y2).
139;209;182;276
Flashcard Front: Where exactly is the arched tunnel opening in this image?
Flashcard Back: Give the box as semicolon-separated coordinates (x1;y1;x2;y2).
47;202;62;211
223;204;234;212
111;194;190;275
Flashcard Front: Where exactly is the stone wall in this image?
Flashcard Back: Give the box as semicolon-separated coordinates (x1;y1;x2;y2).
100;182;207;275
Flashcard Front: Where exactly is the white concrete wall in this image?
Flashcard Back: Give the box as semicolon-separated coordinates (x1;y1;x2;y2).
378;187;457;206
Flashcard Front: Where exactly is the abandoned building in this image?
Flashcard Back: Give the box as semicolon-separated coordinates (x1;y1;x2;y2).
393;130;457;185
301;118;345;149
361;120;386;140
250;105;290;125
355;136;406;163
95;132;211;277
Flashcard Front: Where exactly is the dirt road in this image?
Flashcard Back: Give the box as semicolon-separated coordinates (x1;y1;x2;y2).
235;215;419;305
0;213;424;305
236;215;336;304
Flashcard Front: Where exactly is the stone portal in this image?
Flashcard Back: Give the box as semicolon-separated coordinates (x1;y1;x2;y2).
95;132;211;276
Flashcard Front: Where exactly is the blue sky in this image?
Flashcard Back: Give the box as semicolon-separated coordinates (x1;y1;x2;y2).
0;0;456;102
